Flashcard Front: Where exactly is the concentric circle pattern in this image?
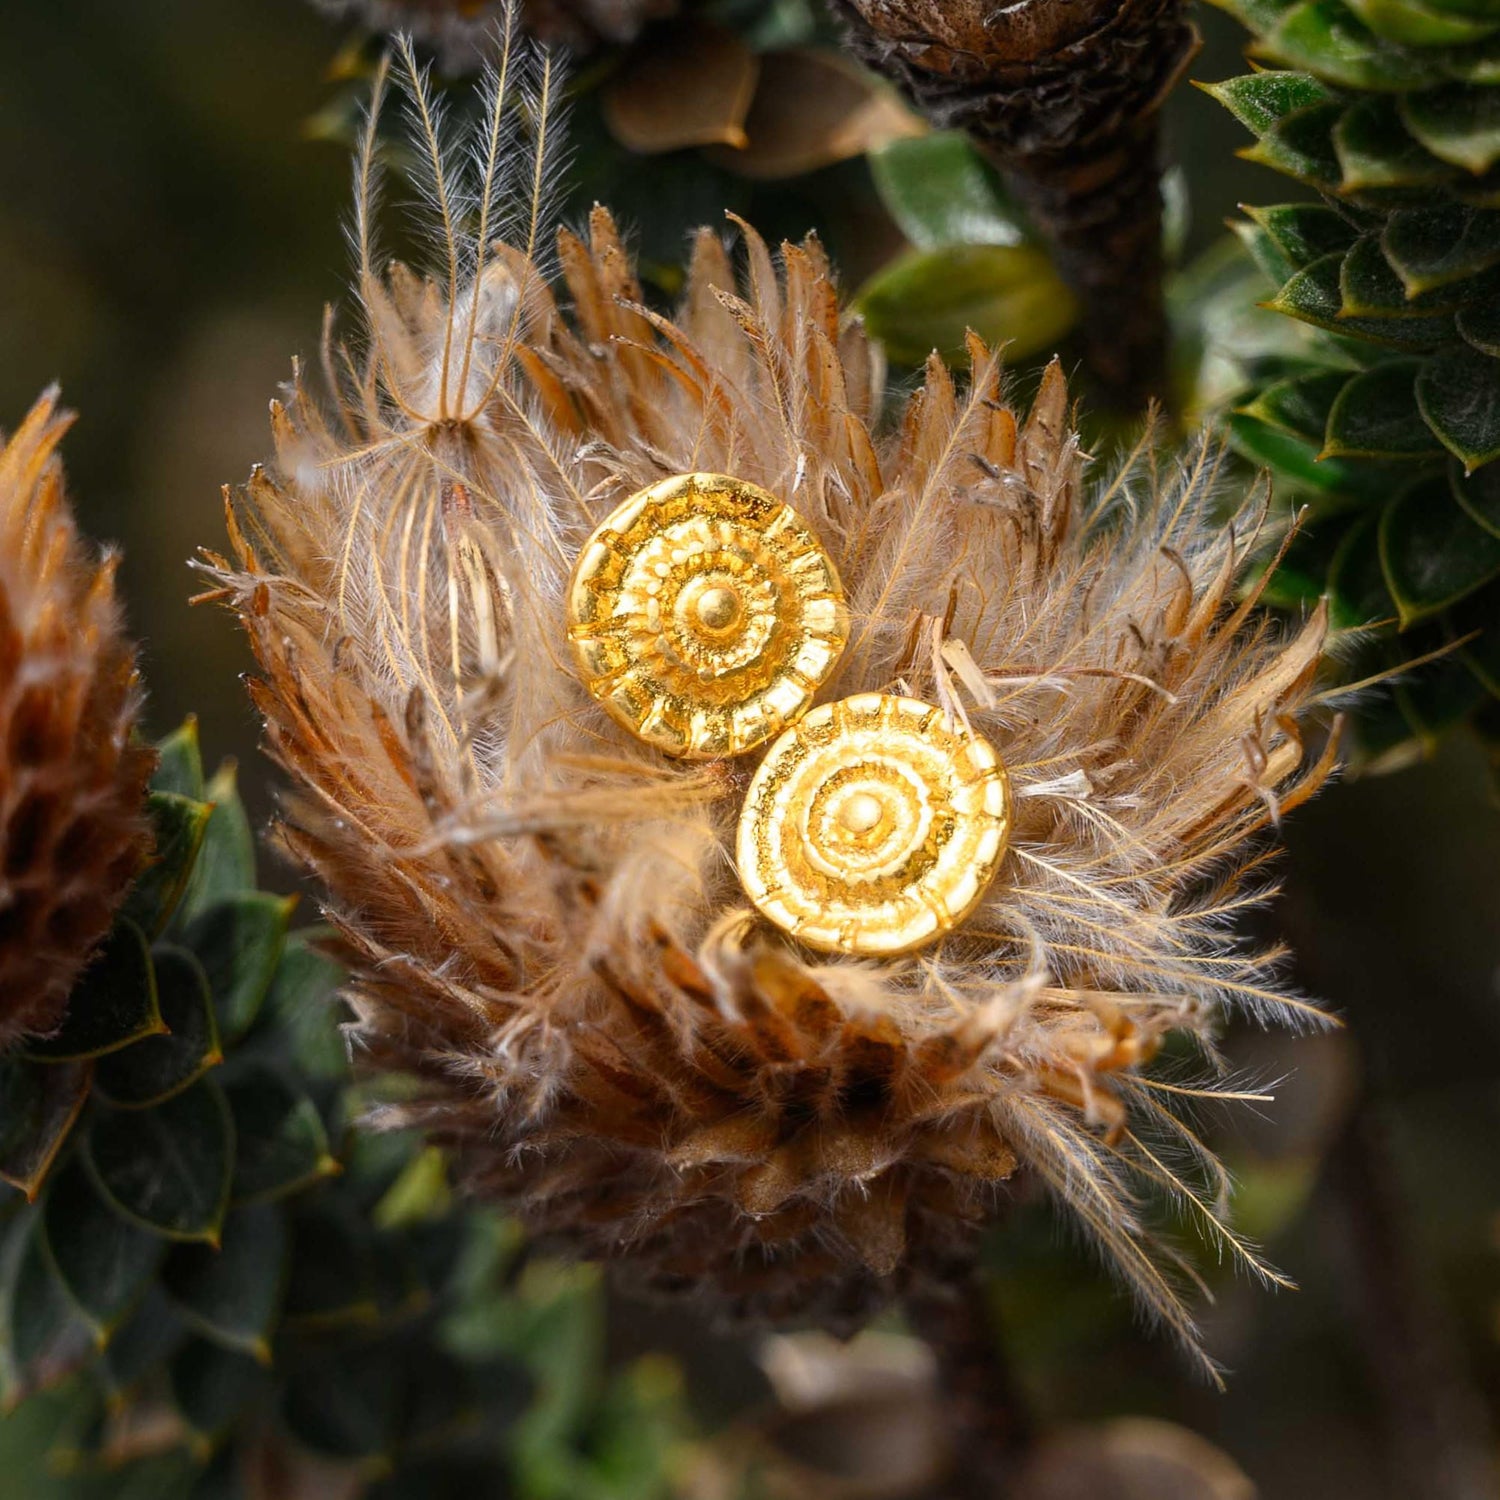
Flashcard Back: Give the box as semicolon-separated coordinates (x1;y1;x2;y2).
567;473;848;758
737;693;1012;956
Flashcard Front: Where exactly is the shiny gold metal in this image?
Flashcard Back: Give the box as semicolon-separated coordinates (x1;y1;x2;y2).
567;473;848;758
736;693;1011;955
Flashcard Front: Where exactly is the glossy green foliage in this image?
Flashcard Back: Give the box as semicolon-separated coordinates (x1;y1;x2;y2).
1206;0;1500;768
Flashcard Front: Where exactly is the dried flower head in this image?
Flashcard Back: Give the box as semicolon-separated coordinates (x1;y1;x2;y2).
0;393;152;1049
201;35;1333;1372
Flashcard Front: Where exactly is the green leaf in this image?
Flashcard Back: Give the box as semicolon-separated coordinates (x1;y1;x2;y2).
1226;411;1370;494
1257;509;1353;607
1236;368;1351;441
1328;512;1398;629
1382;204;1500;294
281;1342;403;1458
1394;647;1491;743
183;893;295;1042
41;1158;162;1340
1333;96;1459;190
82;1079;234;1243
95;946;221;1109
1457;300;1500;356
1254;2;1443;90
1242;101;1346;188
101;1284;185;1397
1268;252;1454;345
1454;582;1500;695
1338;234;1467;316
0;1057;90;1197
152;719;204;802
23;919;163;1062
169;1337;266;1441
1415;342;1500;470
121;793;214;939
1244;204;1359;270
1346;0;1500;44
225;1065;338;1205
281;1208;379;1328
163;1202;288;1360
854;243;1079;365
868;133;1025;251
1203;72;1337;136
1206;0;1300;28
1324;360;1446;458
1;1217;92;1403
1379;473;1500;623
178;761;256;925
262;932;348;1080
1399;85;1500;175
1452;459;1500;539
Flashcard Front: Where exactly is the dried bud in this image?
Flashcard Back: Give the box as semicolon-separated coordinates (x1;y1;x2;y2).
0;393;152;1048
832;0;1198;409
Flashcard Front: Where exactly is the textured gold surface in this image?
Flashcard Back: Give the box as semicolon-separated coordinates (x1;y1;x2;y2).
737;693;1011;955
567;473;848;758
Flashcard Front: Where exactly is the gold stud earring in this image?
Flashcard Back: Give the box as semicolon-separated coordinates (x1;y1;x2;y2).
567;473;848;759
736;693;1011;956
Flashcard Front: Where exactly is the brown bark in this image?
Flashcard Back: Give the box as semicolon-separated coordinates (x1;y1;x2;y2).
831;0;1198;412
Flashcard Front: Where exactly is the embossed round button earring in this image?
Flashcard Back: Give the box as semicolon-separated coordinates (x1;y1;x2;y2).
567;473;848;759
736;693;1012;956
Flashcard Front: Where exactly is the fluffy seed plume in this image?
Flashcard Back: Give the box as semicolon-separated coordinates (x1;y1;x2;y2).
200;26;1334;1374
0;393;152;1049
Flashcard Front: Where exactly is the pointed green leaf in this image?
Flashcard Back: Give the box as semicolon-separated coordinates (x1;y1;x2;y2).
1454;582;1500;695
1415;343;1500;471
1328;512;1398;630
225;1065;338;1205
1333;96;1459;190
82;1079;234;1243
1244;203;1359;270
1399;86;1500;175
183;893;294;1042
1452;459;1500;540
1380;473;1500;624
0;1057;90;1197
1395;646;1491;744
1339;234;1468;316
1324;360;1445;459
1203;72;1336;137
1268;252;1454;345
163;1202;288;1360
1257;509;1353;608
1254;2;1443;90
262;931;348;1080
178;761;256;926
1227;411;1369;494
1346;0;1500;44
23;919;163;1062
169;1337;266;1441
854;243;1078;365
281;1342;403;1458
122;793;214;939
1236;369;1352;441
1;1217;92;1403
281;1209;379;1329
151;719;204;802
1242;101;1346;188
868;133;1025;251
101;1283;186;1397
1382;205;1500;294
1206;0;1300;28
1457;300;1500;356
95;946;221;1109
40;1158;162;1340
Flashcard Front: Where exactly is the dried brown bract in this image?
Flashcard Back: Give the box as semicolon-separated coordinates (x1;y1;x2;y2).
0;393;152;1049
202;42;1332;1372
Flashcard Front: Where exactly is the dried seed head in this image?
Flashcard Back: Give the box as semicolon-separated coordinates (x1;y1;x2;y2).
0;393;152;1049
204;47;1332;1370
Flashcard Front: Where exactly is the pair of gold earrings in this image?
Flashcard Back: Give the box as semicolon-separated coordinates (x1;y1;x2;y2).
567;473;1011;957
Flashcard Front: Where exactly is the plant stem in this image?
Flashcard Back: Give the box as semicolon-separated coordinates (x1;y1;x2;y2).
904;1271;1033;1497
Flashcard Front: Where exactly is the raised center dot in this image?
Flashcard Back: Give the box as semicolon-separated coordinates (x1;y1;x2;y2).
694;585;741;632
838;790;885;836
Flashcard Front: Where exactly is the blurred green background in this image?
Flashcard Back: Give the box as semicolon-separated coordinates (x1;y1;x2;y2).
2;3;1498;1496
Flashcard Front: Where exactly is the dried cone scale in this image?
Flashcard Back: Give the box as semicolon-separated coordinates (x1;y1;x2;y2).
832;0;1198;410
201;49;1333;1366
0;393;152;1048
